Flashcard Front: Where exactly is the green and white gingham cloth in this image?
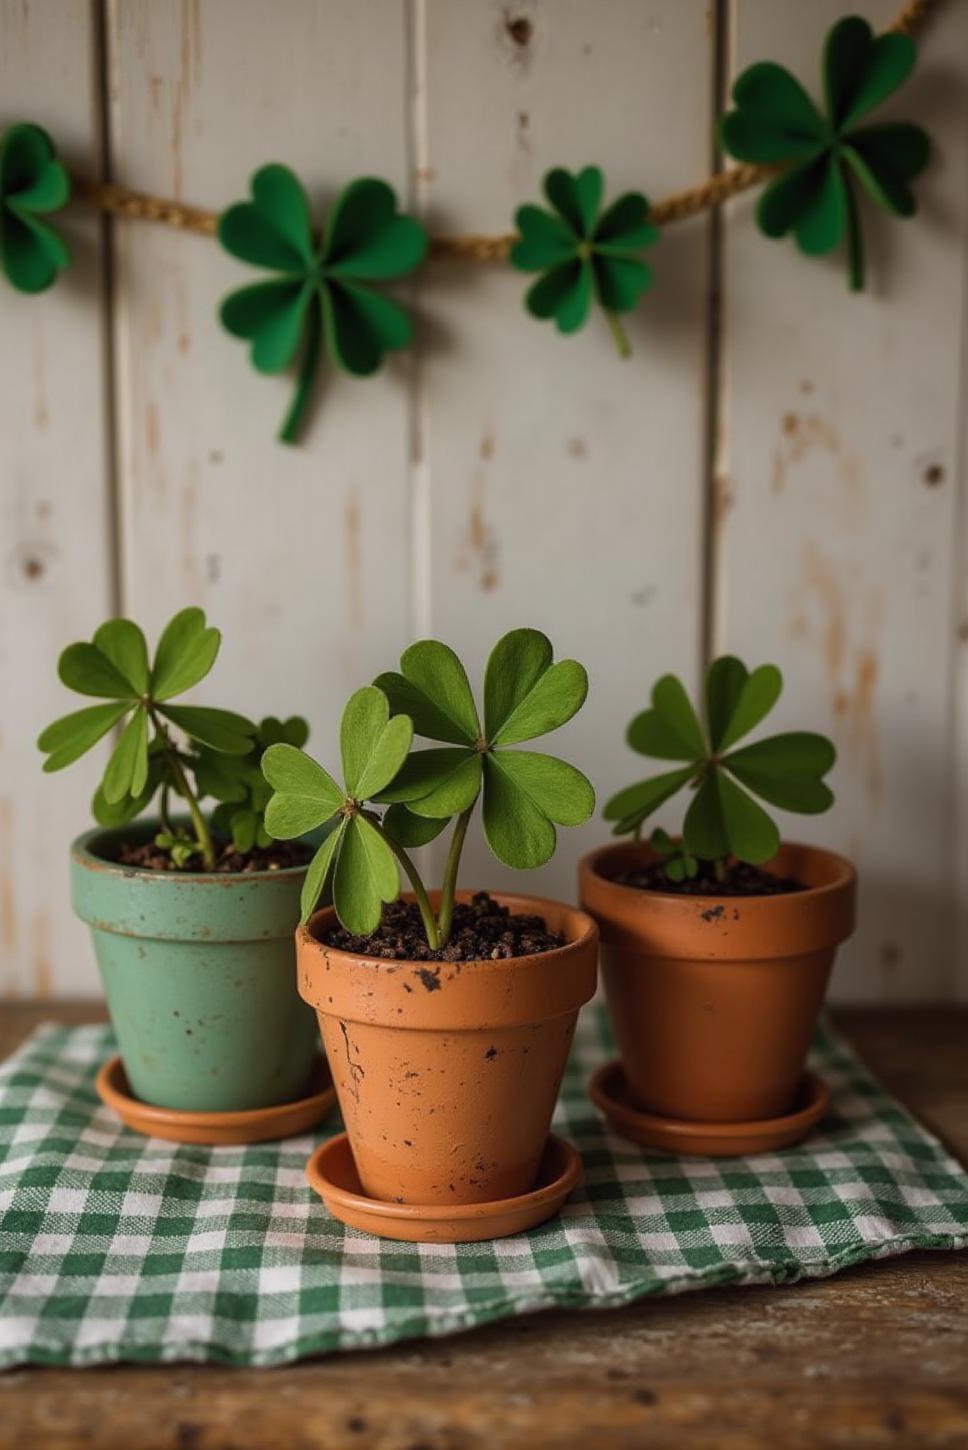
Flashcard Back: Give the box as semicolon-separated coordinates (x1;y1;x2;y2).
1;1007;967;1367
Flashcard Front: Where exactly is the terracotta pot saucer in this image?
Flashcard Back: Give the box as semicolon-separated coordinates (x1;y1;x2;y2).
96;1053;336;1145
306;1132;582;1242
589;1059;830;1158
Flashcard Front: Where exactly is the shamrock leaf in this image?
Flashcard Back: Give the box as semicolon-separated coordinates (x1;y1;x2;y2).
511;165;659;357
375;628;594;870
649;827;698;884
218;165;428;443
0;123;71;293
262;686;412;929
604;655;835;865
38;609;255;804
196;714;310;853
720;16;930;290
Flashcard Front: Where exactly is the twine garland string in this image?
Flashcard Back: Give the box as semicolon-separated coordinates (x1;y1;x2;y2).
67;0;937;260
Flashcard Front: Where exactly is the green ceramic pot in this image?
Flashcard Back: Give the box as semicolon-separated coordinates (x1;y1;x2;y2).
71;821;318;1113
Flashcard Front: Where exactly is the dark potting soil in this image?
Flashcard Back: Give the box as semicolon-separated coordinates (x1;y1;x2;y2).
323;891;565;962
611;860;805;897
116;839;314;874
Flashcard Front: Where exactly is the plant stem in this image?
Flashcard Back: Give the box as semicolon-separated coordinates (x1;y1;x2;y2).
149;710;216;870
713;857;727;885
158;781;174;836
604;309;631;359
278;304;322;444
437;806;473;947
845;183;864;293
366;817;440;951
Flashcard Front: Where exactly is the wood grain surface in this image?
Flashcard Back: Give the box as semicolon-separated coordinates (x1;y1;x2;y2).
0;1004;965;1448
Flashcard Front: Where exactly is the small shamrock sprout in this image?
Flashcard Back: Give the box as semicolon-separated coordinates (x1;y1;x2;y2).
262;687;413;933
604;656;835;878
649;828;698;884
0;123;71;294
195;715;310;854
719;16;930;291
263;630;594;950
218;166;428;443
38;608;257;871
511;165;659;358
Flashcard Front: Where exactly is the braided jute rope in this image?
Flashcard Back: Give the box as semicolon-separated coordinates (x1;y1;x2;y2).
69;0;938;261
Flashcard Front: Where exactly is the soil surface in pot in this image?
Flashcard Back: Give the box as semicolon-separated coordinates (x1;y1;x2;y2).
610;859;805;897
322;891;564;962
116;839;314;874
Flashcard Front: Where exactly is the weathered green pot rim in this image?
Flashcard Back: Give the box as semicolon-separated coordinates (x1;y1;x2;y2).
71;819;311;885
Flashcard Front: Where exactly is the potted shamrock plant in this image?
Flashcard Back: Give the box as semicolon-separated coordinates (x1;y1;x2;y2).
38;609;321;1131
261;629;599;1232
579;656;855;1152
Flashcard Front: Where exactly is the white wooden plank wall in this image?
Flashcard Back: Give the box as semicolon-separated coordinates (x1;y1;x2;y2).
717;0;968;1000
1;0;965;1001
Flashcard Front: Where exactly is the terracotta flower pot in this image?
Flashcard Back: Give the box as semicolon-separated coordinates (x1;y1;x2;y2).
297;891;598;1205
72;821;319;1113
579;841;856;1123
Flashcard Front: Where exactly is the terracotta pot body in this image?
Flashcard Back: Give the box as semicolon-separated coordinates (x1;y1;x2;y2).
71;822;319;1113
579;842;856;1123
297;892;598;1205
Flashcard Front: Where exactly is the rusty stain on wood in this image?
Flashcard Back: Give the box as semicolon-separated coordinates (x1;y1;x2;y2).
345;489;363;631
770;411;862;504
32;327;48;431
0;800;17;959
145;401;159;459
31;909;51;998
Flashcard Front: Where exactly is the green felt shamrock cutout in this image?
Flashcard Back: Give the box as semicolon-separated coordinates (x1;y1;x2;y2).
218;165;428;443
510;166;658;357
719;16;930;291
0;123;71;293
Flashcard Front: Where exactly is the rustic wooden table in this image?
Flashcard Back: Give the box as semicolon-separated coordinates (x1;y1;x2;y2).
0;1004;965;1450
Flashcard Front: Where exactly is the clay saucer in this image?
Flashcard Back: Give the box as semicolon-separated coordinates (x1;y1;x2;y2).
305;1132;582;1242
96;1053;337;1146
589;1059;830;1158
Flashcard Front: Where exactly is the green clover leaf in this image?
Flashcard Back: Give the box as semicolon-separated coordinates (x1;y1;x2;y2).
38;608;254;807
604;655;835;866
195;714;310;853
0;123;71;293
719;16;930;290
262;686;413;930
375;628;594;870
218;165;428;443
510;165;659;357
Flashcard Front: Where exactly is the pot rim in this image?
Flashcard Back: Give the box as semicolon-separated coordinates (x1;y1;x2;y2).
579;838;855;906
70;820;313;885
301;887;598;968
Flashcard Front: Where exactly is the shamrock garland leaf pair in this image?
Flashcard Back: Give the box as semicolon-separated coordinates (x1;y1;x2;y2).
720;16;930;290
218;165;428;443
604;656;835;866
0;123;71;293
511;166;659;357
375;629;594;870
262;687;413;930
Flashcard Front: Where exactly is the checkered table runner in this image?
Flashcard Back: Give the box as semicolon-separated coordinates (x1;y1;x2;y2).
1;1007;966;1367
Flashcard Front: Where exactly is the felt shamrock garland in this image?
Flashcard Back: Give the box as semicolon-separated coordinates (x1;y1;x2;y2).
720;15;929;290
218;165;428;443
510;166;658;357
0;6;940;439
0;124;71;293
